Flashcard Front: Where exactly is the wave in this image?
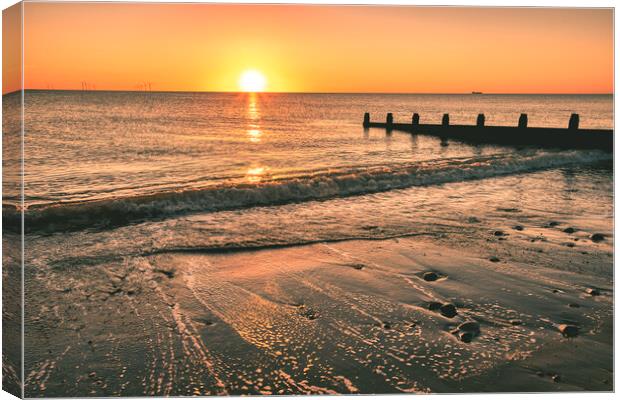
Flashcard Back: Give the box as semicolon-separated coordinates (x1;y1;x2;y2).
4;149;611;233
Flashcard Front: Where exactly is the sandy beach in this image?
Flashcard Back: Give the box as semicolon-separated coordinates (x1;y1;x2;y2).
21;210;612;396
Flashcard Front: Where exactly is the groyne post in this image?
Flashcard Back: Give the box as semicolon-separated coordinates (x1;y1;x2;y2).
442;114;449;127
363;112;370;128
412;113;420;127
357;113;610;152
569;113;579;130
518;113;528;129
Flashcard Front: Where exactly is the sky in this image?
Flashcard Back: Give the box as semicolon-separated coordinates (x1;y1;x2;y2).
2;2;21;94
3;3;614;94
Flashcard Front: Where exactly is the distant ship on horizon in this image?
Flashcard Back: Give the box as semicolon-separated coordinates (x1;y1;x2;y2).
471;91;483;94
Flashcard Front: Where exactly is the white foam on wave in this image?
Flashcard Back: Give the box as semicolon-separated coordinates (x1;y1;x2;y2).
9;149;611;232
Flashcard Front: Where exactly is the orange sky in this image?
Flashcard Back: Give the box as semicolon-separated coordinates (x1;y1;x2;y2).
2;2;21;94
4;3;615;94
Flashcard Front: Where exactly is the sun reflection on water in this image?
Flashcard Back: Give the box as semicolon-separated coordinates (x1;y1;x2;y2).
244;94;270;182
246;166;266;182
247;129;262;143
246;93;263;143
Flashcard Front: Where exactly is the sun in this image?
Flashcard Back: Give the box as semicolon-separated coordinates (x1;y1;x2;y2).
239;70;267;92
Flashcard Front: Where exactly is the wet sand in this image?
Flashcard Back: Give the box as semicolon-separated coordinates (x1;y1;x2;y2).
23;218;613;396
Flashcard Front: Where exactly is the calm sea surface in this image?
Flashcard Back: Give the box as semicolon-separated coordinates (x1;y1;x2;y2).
3;91;613;256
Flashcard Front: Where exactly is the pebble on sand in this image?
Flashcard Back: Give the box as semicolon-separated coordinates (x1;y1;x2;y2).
299;306;319;320
489;256;500;263
590;233;606;242
439;303;458;318
458;331;474;343
154;268;175;279
563;227;576;234
452;321;480;342
558;324;579;338
427;302;443;311
422;272;439;282
513;225;524;231
585;288;600;296
493;230;506;237
458;321;480;334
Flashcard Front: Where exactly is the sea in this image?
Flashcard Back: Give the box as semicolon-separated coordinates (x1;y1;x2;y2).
4;92;613;242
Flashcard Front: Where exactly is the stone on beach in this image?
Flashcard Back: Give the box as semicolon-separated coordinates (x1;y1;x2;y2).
298;306;319;320
458;321;480;334
427;302;442;311
458;331;474;343
585;288;600;296
513;225;524;231
590;233;606;242
452;321;480;342
422;271;439;282
563;227;576;234
154;268;175;279
489;256;500;262
558;324;579;338
439;303;458;318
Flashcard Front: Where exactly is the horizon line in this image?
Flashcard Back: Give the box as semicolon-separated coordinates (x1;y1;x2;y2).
3;88;614;96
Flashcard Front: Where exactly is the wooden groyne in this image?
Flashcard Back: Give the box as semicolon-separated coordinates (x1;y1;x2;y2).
363;113;613;152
